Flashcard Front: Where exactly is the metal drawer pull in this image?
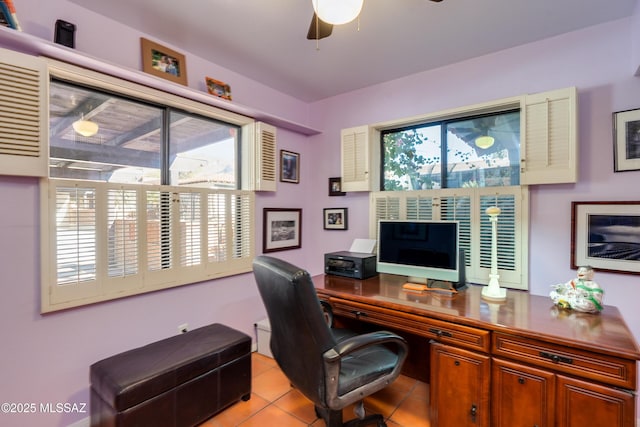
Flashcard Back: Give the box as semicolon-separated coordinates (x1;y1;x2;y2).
539;351;573;364
428;328;452;338
351;310;367;318
470;404;477;422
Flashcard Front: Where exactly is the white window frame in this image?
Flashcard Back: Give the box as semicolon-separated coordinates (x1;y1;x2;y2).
350;87;577;290
37;60;265;312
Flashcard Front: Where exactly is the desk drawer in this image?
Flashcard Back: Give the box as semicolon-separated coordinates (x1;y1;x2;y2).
330;298;490;353
493;332;637;389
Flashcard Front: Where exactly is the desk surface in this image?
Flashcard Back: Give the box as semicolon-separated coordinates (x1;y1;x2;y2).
313;274;640;361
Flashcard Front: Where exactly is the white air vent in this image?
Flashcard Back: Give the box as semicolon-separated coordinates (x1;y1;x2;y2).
0;48;48;177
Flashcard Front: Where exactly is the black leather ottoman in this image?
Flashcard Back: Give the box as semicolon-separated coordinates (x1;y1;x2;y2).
90;323;251;427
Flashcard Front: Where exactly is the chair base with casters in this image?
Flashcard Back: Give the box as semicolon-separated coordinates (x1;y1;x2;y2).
315;402;386;427
252;255;408;427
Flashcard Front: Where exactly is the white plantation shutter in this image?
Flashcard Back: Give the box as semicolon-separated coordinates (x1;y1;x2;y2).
207;193;227;263
43;180;254;312
440;193;472;270
231;193;253;260
243;122;277;191
0;48;48;177
146;190;174;273
107;187;139;278
342;125;377;191
178;192;202;267
521;87;577;184
369;187;528;289
406;195;435;221
370;194;402;236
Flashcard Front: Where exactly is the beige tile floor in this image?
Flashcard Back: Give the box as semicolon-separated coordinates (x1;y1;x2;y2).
199;352;430;427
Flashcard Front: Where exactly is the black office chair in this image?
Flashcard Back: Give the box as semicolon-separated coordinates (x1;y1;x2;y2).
252;255;408;427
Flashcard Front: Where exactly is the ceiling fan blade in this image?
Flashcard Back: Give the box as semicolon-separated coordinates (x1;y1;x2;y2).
307;13;333;40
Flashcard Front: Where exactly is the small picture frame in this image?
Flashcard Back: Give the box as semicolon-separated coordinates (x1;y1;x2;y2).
205;77;232;101
141;38;188;86
263;208;302;253
323;208;348;230
613;108;640;172
280;150;300;183
571;201;640;274
328;177;346;196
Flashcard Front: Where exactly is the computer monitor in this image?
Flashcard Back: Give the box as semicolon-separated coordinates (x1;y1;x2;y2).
377;220;466;289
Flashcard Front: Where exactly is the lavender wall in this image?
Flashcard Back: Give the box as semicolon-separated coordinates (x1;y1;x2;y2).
0;0;638;426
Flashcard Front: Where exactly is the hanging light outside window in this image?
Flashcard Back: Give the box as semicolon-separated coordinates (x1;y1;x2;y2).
72;115;99;137
311;0;364;25
475;135;494;149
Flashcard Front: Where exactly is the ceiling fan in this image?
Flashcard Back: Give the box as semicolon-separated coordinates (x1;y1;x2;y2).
307;0;444;40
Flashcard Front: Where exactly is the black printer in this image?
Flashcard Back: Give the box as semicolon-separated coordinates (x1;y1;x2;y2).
324;251;377;280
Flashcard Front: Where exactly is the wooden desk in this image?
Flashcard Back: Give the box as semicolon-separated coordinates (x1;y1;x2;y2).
313;274;640;427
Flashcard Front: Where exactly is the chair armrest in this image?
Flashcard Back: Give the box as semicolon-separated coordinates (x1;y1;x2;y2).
324;330;407;363
322;330;408;410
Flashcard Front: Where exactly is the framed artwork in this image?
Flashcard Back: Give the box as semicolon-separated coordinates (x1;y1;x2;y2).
328;177;346;196
263;208;302;253
571;201;640;274
280;150;300;183
323;208;348;230
140;37;188;85
613;108;640;172
205;77;232;101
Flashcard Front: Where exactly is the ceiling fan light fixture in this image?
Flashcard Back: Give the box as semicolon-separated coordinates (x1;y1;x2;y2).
72;118;99;137
311;0;364;25
475;135;494;149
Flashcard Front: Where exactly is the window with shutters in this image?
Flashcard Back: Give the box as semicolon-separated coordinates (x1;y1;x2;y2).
382;110;520;191
41;68;259;312
370;187;528;289
364;87;577;290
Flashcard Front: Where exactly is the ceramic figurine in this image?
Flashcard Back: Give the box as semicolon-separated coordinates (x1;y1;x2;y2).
550;266;604;313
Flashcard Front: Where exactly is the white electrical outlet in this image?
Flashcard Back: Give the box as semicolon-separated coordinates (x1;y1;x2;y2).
178;323;189;334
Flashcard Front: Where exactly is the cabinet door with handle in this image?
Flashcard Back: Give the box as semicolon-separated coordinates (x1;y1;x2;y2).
556;374;636;427
492;358;556;427
430;341;490;427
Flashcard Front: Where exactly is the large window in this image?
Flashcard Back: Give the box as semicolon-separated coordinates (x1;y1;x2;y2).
41;65;259;312
49;80;239;188
381;110;520;190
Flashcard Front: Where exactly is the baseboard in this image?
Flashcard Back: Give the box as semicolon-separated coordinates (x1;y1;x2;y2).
67;416;89;427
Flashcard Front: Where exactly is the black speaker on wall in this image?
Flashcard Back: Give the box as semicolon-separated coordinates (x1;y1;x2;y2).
54;19;76;48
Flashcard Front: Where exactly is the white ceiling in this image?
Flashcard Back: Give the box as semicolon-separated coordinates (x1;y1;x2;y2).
69;0;637;102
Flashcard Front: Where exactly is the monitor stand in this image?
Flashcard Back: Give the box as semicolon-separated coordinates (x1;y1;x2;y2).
403;277;460;294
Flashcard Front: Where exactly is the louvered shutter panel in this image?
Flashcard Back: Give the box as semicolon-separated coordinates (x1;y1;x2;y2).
370;193;401;236
440;195;472;269
178;191;202;267
406;195;435;221
107;187;139;278
146;190;174;272
207;193;226;263
521;87;577;184
231;192;253;260
244;121;277;191
0;48;48;177
49;182;100;305
341;125;371;191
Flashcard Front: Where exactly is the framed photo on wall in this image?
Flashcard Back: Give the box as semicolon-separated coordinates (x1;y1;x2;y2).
205;77;232;101
323;208;348;230
280;150;300;183
613;108;640;172
263;208;302;253
571;201;640;274
328;177;346;196
140;37;188;86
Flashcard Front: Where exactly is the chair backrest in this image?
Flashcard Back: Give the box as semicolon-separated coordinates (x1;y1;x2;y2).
252;255;336;405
